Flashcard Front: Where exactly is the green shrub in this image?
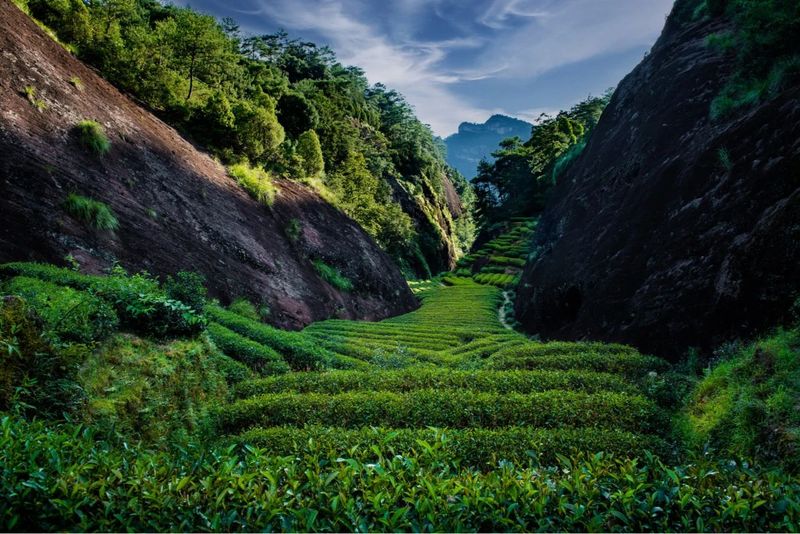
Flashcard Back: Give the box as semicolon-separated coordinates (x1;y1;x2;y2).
0;263;206;337
285;218;302;242
91;267;206;337
717;147;733;170
68;76;83;90
228;162;276;206
63;193;119;231
206;322;290;376
22;85;46;111
78;334;228;444
227;297;260;321
2;276;118;343
708;0;800;117
0;297;85;415
75;120;111;156
217;389;664;434
164;271;207;312
2;416;797;532
678;327;800;472
313;260;353;291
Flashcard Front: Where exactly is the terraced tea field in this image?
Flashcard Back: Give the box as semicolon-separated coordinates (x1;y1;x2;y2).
454;217;537;288
210;273;673;467
4;263;798;531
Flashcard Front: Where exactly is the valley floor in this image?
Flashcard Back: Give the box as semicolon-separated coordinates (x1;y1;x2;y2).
1;222;798;531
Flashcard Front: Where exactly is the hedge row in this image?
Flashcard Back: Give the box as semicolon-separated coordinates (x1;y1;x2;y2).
235;369;638;398
308;334;451;365
3;416;798;532
206;305;368;371
206;323;290;375
487;353;666;376
489;343;669;376
218;389;665;434
236;425;674;467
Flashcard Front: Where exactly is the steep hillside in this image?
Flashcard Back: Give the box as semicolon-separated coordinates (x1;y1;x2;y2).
516;0;800;358
0;0;417;329
10;0;469;280
445;114;532;179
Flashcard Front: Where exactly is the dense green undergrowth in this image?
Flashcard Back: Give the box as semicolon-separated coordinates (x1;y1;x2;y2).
2;417;798;532
685;0;800;118
1;260;799;531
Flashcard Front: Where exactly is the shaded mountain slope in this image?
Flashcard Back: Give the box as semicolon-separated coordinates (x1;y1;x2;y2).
516;2;800;358
445;114;532;179
0;0;417;329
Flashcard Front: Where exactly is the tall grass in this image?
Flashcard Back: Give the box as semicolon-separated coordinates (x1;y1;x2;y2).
313;260;353;291
63;193;119;231
228;163;276;207
75;120;111;156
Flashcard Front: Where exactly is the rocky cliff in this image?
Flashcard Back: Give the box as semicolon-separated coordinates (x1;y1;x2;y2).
0;0;417;329
515;1;800;359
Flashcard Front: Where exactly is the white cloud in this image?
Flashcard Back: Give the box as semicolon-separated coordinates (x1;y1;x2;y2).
479;0;552;29
474;0;674;79
242;0;673;136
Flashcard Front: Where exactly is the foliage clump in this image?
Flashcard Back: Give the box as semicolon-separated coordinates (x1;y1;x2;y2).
0;297;84;416
22;85;47;111
701;0;800;118
313;259;353;292
63;193;118;231
228;162;276;207
1;420;798;532
678;327;800;472
75;120;111;156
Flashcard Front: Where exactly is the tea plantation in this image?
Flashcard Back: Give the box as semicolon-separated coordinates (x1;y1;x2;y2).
1;259;799;531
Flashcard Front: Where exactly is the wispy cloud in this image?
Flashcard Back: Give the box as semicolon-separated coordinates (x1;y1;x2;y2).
249;0;496;134
479;0;552;29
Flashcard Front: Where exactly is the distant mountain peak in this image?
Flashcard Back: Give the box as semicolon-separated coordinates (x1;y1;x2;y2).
446;115;533;179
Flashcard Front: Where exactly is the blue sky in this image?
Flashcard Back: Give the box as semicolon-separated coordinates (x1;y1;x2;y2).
182;0;675;136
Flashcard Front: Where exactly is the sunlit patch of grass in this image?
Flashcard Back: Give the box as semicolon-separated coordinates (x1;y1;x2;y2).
228;162;276;207
75;120;111;156
63;193;118;231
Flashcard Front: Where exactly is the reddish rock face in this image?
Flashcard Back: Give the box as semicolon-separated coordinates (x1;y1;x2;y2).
0;0;417;329
515;2;800;359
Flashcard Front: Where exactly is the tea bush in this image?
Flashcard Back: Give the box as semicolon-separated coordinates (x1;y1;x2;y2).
237;425;674;467
1;416;797;532
2;276;118;343
206;305;366;370
206;322;290;375
218;389;664;434
235;368;638;398
0;263;206;337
